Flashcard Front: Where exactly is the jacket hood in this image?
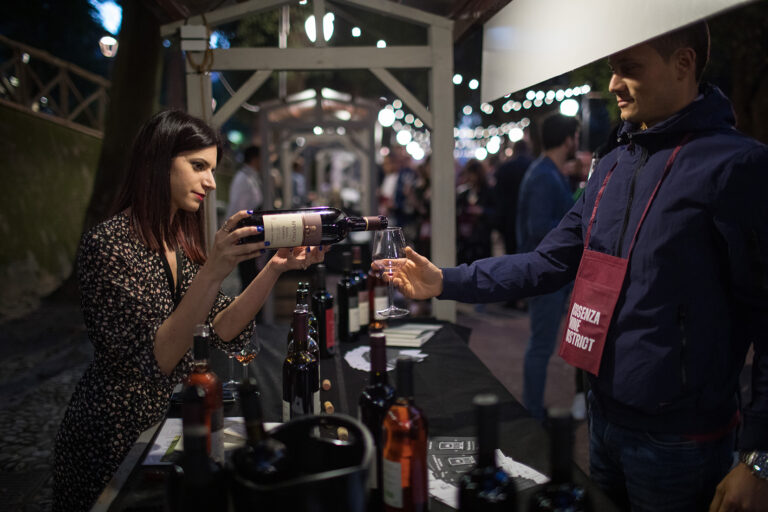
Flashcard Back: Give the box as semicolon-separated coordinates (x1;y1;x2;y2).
617;83;736;144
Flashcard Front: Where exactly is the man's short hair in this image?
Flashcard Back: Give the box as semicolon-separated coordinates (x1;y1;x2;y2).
648;21;710;82
540;114;580;151
243;145;260;164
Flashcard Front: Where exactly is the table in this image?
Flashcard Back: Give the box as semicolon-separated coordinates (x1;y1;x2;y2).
93;322;618;511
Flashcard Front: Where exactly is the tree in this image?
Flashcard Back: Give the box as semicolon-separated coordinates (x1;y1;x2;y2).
82;0;162;231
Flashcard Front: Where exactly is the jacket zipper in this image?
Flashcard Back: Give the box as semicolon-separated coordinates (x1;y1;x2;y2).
616;142;648;257
677;305;688;389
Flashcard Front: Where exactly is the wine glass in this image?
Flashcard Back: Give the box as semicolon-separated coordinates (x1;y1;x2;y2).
223;352;238;398
372;226;409;318
234;331;262;381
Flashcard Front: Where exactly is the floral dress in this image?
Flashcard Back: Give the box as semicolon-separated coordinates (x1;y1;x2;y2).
53;212;252;511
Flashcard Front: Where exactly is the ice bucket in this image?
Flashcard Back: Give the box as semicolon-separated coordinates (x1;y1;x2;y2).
230;414;374;512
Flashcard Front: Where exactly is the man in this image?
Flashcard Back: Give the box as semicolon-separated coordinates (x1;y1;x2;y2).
516;114;579;421
227;145;262;290
493;139;534;255
390;22;768;511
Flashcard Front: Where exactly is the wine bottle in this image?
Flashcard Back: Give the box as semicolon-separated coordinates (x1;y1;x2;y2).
231;377;291;484
286;283;320;359
282;310;317;421
183;324;224;463
337;251;360;342
311;264;336;358
286;285;321;413
235;206;388;247
300;281;320;340
352;246;370;334
359;330;396;506
382;356;428;512
458;394;517;510
368;264;388;328
529;410;590;511
166;386;227;512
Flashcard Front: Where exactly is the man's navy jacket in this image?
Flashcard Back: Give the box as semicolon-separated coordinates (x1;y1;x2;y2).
441;85;768;450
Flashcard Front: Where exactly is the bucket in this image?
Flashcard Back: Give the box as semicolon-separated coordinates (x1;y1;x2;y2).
230;414;374;512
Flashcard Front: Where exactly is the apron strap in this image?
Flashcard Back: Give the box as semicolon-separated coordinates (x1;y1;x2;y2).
584;161;618;248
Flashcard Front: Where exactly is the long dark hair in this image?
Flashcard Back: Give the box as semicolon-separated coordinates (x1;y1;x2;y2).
115;109;222;264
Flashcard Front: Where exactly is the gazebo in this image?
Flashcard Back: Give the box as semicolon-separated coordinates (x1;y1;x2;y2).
161;0;458;320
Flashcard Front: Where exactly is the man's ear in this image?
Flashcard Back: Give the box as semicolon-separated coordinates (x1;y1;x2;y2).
674;47;697;81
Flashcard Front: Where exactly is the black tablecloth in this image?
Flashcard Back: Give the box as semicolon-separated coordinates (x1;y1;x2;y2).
104;322;618;512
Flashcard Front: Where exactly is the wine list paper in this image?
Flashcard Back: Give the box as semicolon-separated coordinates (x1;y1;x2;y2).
142;417;279;465
344;346;428;372
427;436;549;509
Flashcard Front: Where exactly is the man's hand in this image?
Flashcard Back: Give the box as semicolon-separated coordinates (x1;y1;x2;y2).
381;247;443;300
709;463;768;512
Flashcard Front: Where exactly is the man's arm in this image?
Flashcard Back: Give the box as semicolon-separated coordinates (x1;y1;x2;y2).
439;190;585;303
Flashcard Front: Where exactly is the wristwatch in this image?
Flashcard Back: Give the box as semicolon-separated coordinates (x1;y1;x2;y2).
739;451;768;481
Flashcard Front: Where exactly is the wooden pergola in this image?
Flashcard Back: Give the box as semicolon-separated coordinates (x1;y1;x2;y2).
161;0;457;321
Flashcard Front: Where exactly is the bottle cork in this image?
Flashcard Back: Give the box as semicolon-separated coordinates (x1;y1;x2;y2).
322;379;332;391
324;401;334;414
337;426;349;441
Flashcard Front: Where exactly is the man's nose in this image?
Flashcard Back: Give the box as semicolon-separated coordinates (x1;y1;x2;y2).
608;74;622;94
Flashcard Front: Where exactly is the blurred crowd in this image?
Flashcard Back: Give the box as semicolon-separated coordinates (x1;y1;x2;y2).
372;133;592;266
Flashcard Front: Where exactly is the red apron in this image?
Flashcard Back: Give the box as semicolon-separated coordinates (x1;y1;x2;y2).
558;137;690;375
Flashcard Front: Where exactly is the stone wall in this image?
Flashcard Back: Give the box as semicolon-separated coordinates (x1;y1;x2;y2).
0;104;101;320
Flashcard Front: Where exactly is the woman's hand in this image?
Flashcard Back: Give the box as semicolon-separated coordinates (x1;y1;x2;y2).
265;245;326;276
204;210;265;282
376;246;443;300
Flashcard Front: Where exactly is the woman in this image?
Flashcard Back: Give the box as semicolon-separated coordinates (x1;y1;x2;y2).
53;110;323;511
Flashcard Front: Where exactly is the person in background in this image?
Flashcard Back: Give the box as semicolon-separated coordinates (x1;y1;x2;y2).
227;145;263;290
493;139;534;256
412;156;432;258
377;153;399;217
291;157;308;208
456;159;496;265
393;155;419;243
53;110;323;511
386;22;768;511
516;113;580;421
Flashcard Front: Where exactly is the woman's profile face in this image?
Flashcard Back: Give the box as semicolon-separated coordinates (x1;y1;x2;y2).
169;145;218;216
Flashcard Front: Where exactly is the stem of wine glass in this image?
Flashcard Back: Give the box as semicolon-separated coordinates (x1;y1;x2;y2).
227;356;234;382
388;278;395;312
242;363;248;381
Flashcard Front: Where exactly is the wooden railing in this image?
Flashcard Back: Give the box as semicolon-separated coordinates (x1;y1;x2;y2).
0;34;110;136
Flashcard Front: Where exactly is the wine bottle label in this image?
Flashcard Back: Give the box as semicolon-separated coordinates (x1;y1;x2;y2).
263;213;322;247
349;306;360;334
302;214;323;245
325;309;335;349
382;458;403;508
291;395;307;418
358;292;369;326
282;400;290;422
210;406;224;463
374;296;388;320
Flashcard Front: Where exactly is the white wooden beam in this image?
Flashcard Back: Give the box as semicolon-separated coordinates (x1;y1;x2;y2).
313;0;326;48
370;67;432;129
333;0;452;29
191;47;432;71
428;24;456;322
161;0;290;37
211;70;271;127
